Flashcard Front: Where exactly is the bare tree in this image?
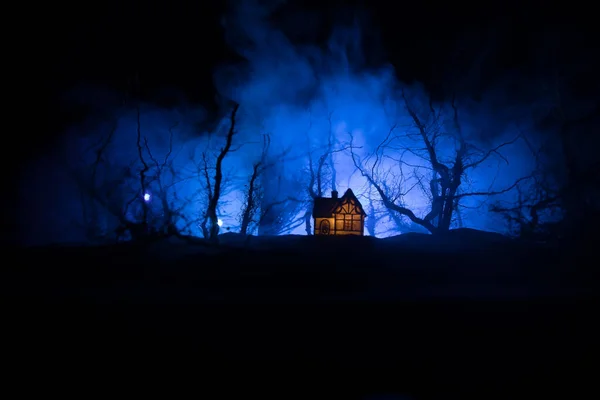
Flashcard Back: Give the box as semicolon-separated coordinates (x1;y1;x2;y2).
487;30;600;240
301;112;349;234
351;91;532;235
70;118;147;242
253;137;309;236
135;104;150;230
80;120;120;240
83;109;195;242
364;184;385;236
239;134;271;235
63;79;206;243
195;103;240;242
254;168;307;236
141;121;199;237
491;186;561;240
535;33;600;229
72;77;181;242
303;132;330;234
489;132;563;239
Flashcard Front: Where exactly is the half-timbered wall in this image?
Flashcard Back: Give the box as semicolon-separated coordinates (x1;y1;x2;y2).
332;197;364;235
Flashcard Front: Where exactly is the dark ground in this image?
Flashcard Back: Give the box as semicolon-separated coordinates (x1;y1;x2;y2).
3;230;598;398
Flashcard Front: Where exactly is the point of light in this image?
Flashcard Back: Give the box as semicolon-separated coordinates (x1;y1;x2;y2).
143;193;151;202
217;219;223;227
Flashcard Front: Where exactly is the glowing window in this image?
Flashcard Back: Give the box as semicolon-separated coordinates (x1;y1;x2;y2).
344;215;352;230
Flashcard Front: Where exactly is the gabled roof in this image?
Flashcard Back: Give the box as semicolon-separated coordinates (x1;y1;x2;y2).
333;188;367;216
313;197;338;218
312;188;367;218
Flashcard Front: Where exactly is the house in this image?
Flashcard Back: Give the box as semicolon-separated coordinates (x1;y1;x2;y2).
312;188;366;236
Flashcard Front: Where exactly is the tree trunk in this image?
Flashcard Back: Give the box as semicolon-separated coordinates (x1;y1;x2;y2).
258;166;283;235
206;104;239;242
240;164;259;236
304;208;312;235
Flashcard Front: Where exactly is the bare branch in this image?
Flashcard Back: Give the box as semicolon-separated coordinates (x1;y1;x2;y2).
349;132;437;233
455;175;534;199
135;104;150;227
463;134;521;170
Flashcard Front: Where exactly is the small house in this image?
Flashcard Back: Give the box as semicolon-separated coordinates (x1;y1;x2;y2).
312;188;366;236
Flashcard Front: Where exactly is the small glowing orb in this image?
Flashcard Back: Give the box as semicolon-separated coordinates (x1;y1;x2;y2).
217;219;223;227
143;193;151;202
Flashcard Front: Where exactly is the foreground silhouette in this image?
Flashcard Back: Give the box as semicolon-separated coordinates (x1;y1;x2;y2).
4;229;597;396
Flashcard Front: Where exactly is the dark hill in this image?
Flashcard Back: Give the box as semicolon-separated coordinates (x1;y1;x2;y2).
3;230;597;397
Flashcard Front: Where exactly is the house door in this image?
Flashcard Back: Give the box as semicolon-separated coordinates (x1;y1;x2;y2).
320;219;331;235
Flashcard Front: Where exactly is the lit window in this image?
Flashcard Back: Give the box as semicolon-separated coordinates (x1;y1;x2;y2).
344;215;352;230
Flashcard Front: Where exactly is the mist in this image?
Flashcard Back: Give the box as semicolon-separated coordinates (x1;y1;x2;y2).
19;0;545;246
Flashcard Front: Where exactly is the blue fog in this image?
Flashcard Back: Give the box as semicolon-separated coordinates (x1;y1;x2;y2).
20;1;544;245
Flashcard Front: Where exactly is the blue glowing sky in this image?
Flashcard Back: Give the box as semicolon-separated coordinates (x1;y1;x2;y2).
18;0;598;245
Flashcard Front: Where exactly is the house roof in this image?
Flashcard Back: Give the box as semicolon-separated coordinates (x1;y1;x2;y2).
312;188;366;218
313;197;338;218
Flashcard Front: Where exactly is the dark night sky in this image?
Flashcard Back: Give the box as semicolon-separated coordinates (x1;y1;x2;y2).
36;0;597;145
41;1;554;94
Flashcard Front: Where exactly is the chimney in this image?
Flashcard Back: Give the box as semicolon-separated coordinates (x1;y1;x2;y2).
331;190;338;199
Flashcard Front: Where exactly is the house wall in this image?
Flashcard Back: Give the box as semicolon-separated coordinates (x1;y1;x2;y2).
315;215;365;236
334;229;362;236
314;217;334;235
